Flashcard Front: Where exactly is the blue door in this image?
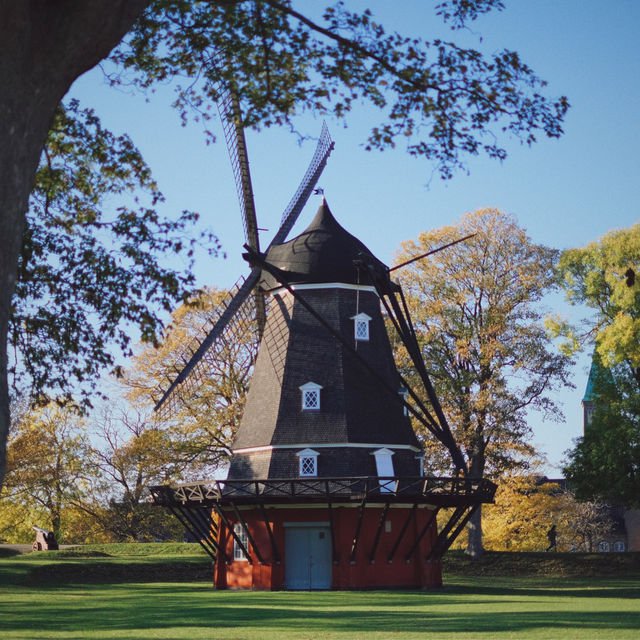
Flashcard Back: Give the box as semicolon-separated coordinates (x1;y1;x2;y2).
285;526;332;589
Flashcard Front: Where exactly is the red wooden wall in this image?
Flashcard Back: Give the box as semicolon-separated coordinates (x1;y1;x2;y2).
215;504;442;590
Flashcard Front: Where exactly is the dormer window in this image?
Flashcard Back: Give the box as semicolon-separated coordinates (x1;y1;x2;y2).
297;448;319;477
300;382;322;410
351;312;371;341
372;447;395;493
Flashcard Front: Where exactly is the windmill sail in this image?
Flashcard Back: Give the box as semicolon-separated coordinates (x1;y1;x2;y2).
154;124;334;414
218;90;260;254
217;81;265;335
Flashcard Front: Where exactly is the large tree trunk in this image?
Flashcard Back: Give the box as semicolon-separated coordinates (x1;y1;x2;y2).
465;442;486;558
465;505;484;558
0;0;149;489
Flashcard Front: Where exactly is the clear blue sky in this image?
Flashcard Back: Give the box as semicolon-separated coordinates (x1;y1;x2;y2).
71;1;640;474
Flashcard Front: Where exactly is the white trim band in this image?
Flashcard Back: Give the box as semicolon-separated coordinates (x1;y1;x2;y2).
270;282;378;295
233;442;421;454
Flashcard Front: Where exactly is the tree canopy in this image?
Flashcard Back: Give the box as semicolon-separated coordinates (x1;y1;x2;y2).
556;224;640;508
478;474;613;553
555;223;640;383
394;208;573;555
2;405;93;540
563;354;640;509
0;0;569;488
112;0;568;179
12;99;217;408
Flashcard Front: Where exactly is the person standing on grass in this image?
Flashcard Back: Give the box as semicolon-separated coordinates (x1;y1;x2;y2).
546;525;557;552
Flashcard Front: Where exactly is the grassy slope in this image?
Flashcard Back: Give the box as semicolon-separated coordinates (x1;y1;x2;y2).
1;545;639;639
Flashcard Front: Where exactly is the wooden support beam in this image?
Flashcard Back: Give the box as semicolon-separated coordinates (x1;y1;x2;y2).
349;497;368;564
425;504;469;563
259;503;280;565
184;506;218;555
191;506;218;540
369;503;390;564
230;502;265;565
167;503;217;560
428;504;479;562
387;503;417;563
403;508;439;563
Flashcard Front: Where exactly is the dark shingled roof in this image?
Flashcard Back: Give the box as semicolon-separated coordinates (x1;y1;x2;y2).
233;287;419;453
261;199;387;289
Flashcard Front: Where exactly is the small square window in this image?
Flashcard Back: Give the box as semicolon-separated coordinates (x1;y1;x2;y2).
297;448;319;477
355;320;369;340
303;389;319;409
300;456;317;476
233;523;249;561
300;382;322;410
351;313;371;342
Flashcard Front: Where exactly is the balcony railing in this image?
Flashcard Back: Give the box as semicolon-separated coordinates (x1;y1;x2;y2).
150;475;496;508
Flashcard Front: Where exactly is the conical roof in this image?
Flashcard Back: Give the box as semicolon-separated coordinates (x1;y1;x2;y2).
261;199;387;288
582;352;615;403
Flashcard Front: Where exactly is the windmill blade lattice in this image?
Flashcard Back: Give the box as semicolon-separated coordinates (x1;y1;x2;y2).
272;121;333;245
153;276;258;419
216;71;265;335
218;90;260;253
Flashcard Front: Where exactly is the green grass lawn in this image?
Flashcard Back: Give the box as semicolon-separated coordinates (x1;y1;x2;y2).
1;545;639;640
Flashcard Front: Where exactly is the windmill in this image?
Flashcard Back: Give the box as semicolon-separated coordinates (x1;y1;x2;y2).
150;93;495;590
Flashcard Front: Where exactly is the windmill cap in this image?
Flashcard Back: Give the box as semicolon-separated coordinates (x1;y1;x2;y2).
261;199;388;288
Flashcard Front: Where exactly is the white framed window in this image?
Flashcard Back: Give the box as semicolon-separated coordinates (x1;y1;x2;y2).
351;312;371;342
398;387;409;416
614;541;626;552
300;382;323;410
372;447;395;493
233;523;249;561
585;405;595;425
598;540;610;553
297;448;319;477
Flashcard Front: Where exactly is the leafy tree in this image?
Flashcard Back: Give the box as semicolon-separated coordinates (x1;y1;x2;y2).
565;499;617;553
0;499;43;544
481;474;606;552
394;208;573;556
0;1;569;488
482;474;566;551
12;99;216;409
553;223;640;383
88;408;188;541
126;287;257;468
1;405;94;541
556;224;640;508
448;472;615;552
564;359;640;508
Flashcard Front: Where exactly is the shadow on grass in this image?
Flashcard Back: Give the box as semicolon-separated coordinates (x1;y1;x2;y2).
444;577;640;600
0;558;212;586
2;582;640;638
